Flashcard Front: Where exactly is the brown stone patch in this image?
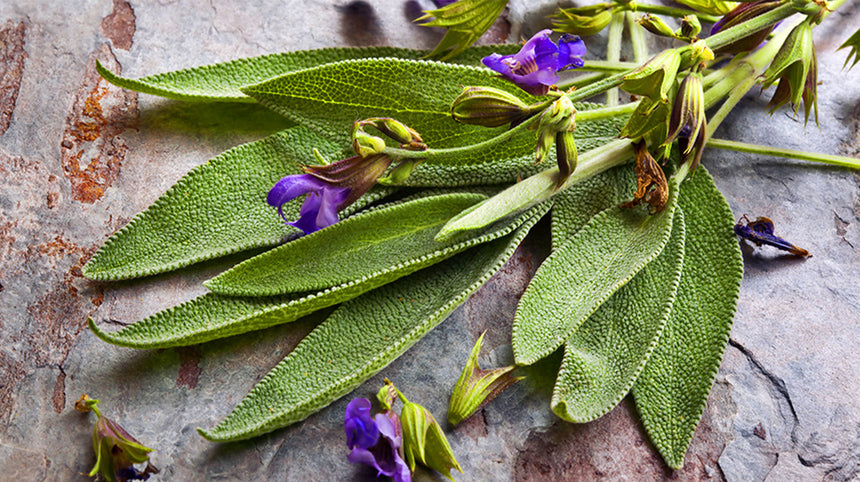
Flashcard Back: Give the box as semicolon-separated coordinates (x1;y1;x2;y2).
176;346;202;389
514;397;727;481
60;43;138;204
100;0;136;51
0;20;27;136
52;368;66;413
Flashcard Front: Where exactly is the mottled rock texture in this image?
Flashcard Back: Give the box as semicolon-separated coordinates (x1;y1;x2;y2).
0;1;857;481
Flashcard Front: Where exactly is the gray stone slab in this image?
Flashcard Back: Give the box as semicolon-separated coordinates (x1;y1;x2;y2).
0;1;858;481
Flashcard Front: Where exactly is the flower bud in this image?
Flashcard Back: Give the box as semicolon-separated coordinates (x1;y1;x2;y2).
619;96;671;142
689;40;715;65
677;15;702;40
556;132;578;189
621;49;681;103
551;8;613;36
401;401;461;479
354;117;425;151
664;73;707;172
711;0;781;54
675;0;738;15
352;131;387;158
378;159;420;185
762;23;818;124
637;14;677;39
451;86;531;128
448;333;522;426
535;94;576;165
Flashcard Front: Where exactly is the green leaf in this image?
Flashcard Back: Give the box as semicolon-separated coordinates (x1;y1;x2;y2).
632;167;743;469
512;177;680;366
838;27;860;70
550;165;635;249
88;203;550;349
82;127;392;281
206;192;494;296
97;45;520;102
418;0;509;60
197;207;544;441
551;208;685;423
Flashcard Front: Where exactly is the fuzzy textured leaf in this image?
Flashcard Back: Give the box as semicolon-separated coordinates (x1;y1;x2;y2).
632;168;743;469
512;178;680;366
207;192;491;296
198;209;544;441
552;208;685;423
88;203;550;349
242;58;620;166
82;127;391;281
95;45;519;102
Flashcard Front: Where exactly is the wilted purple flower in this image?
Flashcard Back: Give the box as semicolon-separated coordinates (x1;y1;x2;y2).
345;398;411;482
482;29;586;96
734;215;810;257
267;173;350;235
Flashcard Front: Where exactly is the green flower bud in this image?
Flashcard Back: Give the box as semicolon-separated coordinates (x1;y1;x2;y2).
675;0;738;15
401;401;462;479
354;117;426;150
677;15;702;40
551;8;613;36
637;14;677;39
352;131;387;158
621;49;681;103
535;94;576;165
619;96;671;142
377;382;398;411
378;159;420;185
555;131;578;189
690;39;715;65
450;86;531;128
448;333;522;426
762;23;818;124
664;72;707;172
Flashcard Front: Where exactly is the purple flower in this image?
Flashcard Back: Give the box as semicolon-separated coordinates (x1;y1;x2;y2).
267;174;350;234
482;29;586;96
432;0;457;6
345;398;411;482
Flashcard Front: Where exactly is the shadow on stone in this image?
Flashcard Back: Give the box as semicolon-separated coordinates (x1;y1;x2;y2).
338;1;386;46
138;101;294;136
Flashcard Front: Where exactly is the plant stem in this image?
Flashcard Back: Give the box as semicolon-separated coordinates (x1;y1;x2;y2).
581;60;639;72
558;72;608;90
606;13;626;107
577;103;637;122
704;4;796;52
625;3;721;23
707;139;860;169
626;12;649;64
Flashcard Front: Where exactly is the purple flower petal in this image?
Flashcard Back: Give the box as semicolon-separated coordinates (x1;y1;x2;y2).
481;29;586;95
345;398;379;450
268;173;350;234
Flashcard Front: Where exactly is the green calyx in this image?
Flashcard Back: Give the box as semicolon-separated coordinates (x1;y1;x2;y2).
450;86;533;128
401;401;462;480
621;49;681;103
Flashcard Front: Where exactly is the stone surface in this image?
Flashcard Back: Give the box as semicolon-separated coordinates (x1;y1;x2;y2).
0;1;858;481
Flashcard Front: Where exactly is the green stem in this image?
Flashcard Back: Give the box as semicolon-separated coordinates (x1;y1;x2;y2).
704;4;796;52
625;3;721;23
626;11;649;64
606;13;626;107
557;72;608;90
384;104;634;160
580;60;639;72
707;138;860;169
703;63;755;108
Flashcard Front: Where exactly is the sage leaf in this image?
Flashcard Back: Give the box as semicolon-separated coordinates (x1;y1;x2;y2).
632;167;743;469
88;203;550;349
206;192;490;296
81;127;391;281
95;45;519;102
550;165;636;250
198;207;544;441
551;208;685;423
512;178;680;366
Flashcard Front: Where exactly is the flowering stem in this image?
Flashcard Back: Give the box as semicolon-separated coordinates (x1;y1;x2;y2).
626;12;649;64
558;72;608;91
706;139;860;170
606;12;626;107
581;60;639;72
577;102;637;121
703;4;796;52
625;3;721;23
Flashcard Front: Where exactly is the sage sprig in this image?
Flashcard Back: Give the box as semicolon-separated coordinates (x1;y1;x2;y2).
84;0;858;475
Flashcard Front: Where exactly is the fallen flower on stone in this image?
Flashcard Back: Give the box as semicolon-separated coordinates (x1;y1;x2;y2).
345;398;411;482
75;395;158;482
482;29;586;96
734;215;810;257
